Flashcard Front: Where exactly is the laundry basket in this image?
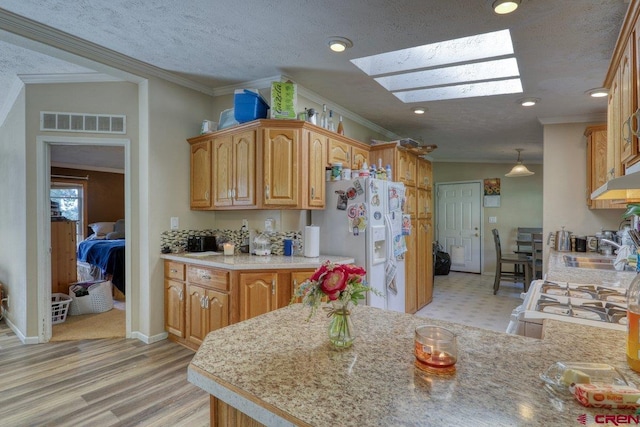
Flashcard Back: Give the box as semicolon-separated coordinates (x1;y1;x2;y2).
51;293;72;324
68;280;113;315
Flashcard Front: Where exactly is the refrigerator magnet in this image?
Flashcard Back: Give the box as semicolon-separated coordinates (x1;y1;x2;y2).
402;214;411;235
353;180;364;195
335;190;347;210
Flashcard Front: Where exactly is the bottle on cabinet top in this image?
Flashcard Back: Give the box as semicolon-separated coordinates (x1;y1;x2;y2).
320;104;328;129
328;110;335;132
337;115;344;135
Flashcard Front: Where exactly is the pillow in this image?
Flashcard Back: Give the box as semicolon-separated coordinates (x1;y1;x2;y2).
84;233;106;241
106;231;125;240
89;221;116;236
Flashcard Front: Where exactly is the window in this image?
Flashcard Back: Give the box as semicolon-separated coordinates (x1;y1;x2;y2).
50;179;88;243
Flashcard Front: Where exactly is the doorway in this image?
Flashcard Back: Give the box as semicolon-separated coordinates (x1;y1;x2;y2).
435;181;482;273
37;135;131;342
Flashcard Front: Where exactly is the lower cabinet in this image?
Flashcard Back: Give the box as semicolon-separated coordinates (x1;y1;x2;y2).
186;285;229;347
238;271;278;321
164;260;312;349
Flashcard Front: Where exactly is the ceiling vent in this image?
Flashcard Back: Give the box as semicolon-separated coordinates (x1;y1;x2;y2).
40;111;126;134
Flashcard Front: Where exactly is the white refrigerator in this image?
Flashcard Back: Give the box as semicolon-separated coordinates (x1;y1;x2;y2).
311;177;407;312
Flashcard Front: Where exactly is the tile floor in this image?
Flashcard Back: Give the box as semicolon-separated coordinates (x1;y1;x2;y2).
415;271;526;333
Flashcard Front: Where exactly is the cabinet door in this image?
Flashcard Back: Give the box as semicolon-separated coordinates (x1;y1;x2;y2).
186;284;208;346
239;272;278;321
351;146;369;170
307;131;327;209
263;128;299;206
232;130;256;206
164;279;185;337
417;188;431;219
620;36;637;165
291;270;315;303
417;220;433;309
212;135;233;207
397;150;416;186
405;186;417;218
51;221;77;294
404;224;417;314
190;139;212;208
204;289;229;333
328;138;351;165
417;158;432;189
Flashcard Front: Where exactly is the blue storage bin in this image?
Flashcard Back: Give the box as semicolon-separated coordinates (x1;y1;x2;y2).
234;90;269;123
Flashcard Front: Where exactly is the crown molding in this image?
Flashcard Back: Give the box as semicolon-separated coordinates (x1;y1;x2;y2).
18;72;123;84
538;113;607;125
0;8;213;95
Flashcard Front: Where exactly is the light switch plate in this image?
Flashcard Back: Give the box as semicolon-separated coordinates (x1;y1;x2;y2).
170;217;179;230
489;216;497;224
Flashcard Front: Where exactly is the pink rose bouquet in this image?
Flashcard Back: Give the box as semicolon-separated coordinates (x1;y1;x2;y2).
292;261;374;319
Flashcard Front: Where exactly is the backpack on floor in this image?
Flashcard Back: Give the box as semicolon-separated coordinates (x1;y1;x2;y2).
433;241;451;276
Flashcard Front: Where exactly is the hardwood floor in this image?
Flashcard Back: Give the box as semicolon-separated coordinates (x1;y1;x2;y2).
0;321;209;426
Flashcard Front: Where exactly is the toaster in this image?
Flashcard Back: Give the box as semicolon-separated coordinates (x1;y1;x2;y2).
187;235;217;252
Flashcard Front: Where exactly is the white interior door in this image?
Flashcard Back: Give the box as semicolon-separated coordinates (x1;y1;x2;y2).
436;181;482;273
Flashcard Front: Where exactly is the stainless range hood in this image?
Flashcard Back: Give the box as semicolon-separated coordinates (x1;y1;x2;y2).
591;171;640;200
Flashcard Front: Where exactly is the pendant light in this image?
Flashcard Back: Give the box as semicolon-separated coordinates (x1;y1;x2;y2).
505;149;534;177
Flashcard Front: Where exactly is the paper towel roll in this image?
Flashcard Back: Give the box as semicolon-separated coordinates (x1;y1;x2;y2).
304;225;320;258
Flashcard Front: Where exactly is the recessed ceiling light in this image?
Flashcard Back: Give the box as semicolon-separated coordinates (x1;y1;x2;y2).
412;107;426;114
492;0;521;15
327;37;353;52
517;97;540;107
586;88;608;98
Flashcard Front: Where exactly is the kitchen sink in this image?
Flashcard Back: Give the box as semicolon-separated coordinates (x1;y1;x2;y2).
563;255;634;271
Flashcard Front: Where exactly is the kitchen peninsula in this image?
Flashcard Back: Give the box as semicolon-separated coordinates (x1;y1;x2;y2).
188;304;640;426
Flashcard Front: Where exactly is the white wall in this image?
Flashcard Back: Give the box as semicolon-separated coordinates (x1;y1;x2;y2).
433;162;543;273
0;88;27;335
543;122;623;237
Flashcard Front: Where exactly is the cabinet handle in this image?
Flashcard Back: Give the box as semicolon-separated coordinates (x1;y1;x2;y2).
170;268;177;273
623;116;632;146
179;290;183;301
205;191;209;201
272;279;276;295
311;187;315;199
265;185;270;199
227;189;232;198
205;297;209;309
293;279;298;287
232;188;236;199
200;296;205;309
202;274;211;280
347;152;350;162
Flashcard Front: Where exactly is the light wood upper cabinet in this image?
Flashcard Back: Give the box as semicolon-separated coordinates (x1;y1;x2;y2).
188;120;369;210
190;139;212;208
328;137;369;170
238;271;278;321
263;128;299;207
586;125;626;209
620;35;637;166
417;158;432;189
306;131;327;209
397;149;416;186
212;130;256;208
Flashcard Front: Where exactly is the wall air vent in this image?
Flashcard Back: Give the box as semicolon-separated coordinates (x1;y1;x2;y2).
40;111;126;134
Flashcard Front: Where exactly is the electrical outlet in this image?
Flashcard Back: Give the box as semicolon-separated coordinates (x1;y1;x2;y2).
242;219;249;228
170;217;179;230
489;216;497;224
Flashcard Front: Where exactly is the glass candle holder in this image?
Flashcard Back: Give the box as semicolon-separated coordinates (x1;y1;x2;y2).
223;243;235;256
414;325;457;372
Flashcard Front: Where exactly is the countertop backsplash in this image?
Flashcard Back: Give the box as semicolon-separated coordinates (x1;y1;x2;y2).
161;229;302;255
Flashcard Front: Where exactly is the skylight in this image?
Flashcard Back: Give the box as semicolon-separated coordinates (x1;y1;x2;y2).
351;29;523;102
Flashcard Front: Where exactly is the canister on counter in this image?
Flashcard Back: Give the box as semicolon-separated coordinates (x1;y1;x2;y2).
341;168;351;180
331;162;343;181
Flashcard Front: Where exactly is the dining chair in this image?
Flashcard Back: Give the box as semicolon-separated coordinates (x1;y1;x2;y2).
492;229;530;295
530;233;543;280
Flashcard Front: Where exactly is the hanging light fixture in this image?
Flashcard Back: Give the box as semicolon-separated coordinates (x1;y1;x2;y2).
505;149;534;177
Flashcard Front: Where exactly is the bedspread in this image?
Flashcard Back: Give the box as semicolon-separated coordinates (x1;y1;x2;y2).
77;239;125;294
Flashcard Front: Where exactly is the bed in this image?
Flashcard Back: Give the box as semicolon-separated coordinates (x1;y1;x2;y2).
76;219;126;294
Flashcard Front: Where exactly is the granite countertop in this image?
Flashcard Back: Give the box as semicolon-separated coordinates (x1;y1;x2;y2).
545;249;636;287
160;252;355;270
188;304;640;426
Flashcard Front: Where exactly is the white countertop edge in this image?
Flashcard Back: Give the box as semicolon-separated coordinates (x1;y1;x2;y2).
160;253;355;270
187;366;297;427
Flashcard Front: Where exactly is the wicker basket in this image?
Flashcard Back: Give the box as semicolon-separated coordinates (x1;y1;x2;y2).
51;293;72;324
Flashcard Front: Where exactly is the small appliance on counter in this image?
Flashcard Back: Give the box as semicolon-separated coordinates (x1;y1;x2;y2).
187;235;217;252
253;232;272;256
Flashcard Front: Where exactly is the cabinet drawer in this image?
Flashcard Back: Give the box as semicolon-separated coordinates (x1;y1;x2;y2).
164;261;185;281
188;266;230;291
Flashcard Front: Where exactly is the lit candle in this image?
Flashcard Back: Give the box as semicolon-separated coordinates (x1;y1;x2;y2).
223;243;234;256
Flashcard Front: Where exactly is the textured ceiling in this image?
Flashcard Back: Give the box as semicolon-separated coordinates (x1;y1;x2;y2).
0;0;630;167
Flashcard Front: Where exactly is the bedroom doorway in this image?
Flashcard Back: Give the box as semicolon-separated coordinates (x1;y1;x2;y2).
37;135;131;343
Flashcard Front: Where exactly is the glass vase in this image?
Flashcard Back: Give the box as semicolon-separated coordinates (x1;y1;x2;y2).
328;300;355;349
